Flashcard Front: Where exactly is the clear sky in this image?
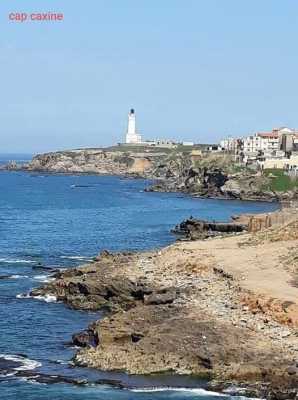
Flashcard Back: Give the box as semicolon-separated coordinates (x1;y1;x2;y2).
1;0;298;153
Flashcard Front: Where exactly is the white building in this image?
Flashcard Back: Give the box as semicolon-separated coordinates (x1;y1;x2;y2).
243;131;280;155
207;145;223;152
258;154;298;170
258;132;280;152
125;109;142;144
220;137;237;151
145;139;177;148
277;127;298;152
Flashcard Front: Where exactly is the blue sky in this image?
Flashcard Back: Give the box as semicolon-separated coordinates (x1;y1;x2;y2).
1;0;298;153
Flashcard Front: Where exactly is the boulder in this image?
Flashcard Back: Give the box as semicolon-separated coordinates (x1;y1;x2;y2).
172;217;247;240
144;289;177;305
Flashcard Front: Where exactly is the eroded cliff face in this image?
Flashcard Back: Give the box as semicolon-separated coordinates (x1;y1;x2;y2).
27;149;164;176
149;158;298;202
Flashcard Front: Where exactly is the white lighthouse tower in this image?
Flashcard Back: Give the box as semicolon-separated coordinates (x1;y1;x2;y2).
125;109;142;144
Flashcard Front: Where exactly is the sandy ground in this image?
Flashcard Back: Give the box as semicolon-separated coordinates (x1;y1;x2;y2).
178;235;298;304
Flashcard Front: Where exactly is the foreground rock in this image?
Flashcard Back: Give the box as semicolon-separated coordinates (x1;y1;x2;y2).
31;220;298;399
172;217;247;240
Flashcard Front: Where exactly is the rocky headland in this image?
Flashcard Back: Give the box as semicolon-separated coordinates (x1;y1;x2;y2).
5;147;298;202
31;213;298;399
10;147;168;176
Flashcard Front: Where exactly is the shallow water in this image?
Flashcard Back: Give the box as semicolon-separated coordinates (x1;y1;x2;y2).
0;156;278;399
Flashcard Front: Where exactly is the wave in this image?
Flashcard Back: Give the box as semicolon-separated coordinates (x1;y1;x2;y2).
129;387;263;399
52;359;69;365
129;387;228;396
60;255;93;261
0;371;17;378
0;354;41;371
0;258;36;264
10;275;29;279
0;274;29;280
35;294;57;303
32;275;55;283
16;293;57;303
19;376;46;385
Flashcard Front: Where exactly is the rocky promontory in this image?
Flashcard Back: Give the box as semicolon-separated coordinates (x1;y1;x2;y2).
31;217;298;399
7;147;298;202
25;148;162;176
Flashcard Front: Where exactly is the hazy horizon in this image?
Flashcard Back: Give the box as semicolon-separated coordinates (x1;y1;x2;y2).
1;0;298;153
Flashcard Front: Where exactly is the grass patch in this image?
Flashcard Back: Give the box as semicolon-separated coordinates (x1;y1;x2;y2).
263;169;298;192
105;145;174;153
105;144;211;154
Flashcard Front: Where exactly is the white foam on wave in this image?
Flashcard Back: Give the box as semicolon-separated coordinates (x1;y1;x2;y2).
10;275;29;279
60;255;93;261
0;371;17;378
32;274;55;283
0;258;35;264
0;354;41;371
228;397;263;400
33;294;57;303
55;359;69;365
19;376;47;386
16;293;57;303
222;386;265;400
16;293;31;299
20;376;46;385
130;387;263;399
129;387;228;396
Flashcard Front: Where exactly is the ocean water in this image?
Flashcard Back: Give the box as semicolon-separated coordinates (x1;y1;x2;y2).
0;155;278;399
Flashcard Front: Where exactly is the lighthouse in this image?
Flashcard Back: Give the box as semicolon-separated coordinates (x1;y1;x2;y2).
125;109;142;144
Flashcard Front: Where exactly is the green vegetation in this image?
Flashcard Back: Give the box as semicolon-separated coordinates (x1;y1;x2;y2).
262;169;298;192
105;144;210;154
172;144;210;152
231;164;245;173
106;145;173;153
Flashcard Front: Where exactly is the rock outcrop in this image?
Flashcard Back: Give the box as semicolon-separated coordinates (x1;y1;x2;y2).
30;220;298;399
26;149;161;176
172;217;247;240
147;166;284;201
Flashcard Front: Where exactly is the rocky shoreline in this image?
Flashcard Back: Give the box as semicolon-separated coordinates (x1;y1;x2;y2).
4;148;298;397
4;148;298;202
30;217;298;399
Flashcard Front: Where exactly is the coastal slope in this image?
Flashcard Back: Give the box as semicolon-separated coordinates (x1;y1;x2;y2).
32;218;298;399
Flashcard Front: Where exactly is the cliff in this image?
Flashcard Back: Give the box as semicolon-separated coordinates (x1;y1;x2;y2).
26;148;167;176
148;153;298;202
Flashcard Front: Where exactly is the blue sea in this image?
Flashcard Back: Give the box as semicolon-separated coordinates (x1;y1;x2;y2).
0;154;278;399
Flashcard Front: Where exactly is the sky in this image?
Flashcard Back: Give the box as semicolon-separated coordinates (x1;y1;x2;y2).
1;0;298;153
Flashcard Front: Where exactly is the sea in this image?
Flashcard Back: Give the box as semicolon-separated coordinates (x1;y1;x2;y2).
0;154;278;400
